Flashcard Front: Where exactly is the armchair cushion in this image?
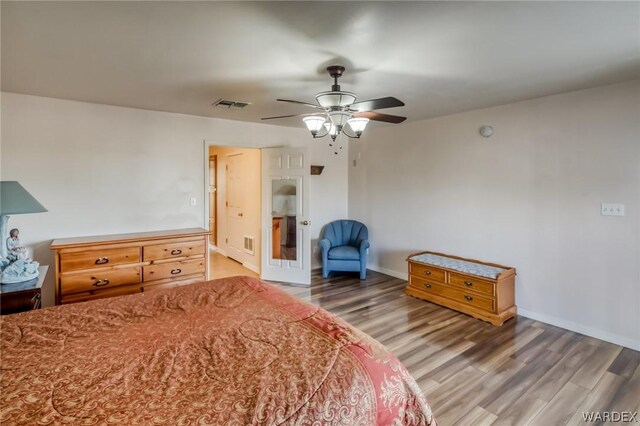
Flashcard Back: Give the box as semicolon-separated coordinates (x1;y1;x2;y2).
328;245;360;261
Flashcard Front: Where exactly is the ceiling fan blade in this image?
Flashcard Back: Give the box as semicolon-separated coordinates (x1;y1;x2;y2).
276;99;324;109
353;111;407;124
349;97;405;112
261;112;322;120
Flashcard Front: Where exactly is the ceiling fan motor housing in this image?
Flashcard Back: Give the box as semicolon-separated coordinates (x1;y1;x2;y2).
327;65;345;91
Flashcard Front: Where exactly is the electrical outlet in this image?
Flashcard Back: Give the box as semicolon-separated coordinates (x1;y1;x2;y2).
601;203;625;216
190;197;197;206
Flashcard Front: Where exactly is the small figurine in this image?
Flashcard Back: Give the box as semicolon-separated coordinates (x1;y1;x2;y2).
6;228;27;260
1;228;39;284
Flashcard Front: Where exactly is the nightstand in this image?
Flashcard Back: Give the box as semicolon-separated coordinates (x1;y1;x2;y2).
0;265;48;315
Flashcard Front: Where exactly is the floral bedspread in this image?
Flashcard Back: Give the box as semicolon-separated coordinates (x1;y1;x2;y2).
1;276;436;425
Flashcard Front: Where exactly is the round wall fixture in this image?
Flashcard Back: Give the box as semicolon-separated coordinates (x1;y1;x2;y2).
479;125;493;138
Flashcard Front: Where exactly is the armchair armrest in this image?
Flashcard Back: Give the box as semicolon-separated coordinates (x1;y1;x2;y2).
359;239;370;255
318;239;332;252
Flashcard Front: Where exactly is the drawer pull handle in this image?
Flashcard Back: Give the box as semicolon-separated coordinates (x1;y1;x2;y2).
170;249;182;255
94;279;110;287
94;257;109;265
424;283;432;289
464;295;473;301
464;281;473;287
170;268;182;275
424;271;432;276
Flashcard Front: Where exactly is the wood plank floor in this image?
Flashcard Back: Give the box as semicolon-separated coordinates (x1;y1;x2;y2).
266;269;640;426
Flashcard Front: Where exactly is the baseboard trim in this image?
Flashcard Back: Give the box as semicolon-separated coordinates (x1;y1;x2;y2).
368;264;639;351
212;246;226;257
517;308;639;351
242;262;260;274
368;264;408;281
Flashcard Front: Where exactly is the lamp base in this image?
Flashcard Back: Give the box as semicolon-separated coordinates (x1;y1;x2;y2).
1;272;40;285
0;257;40;285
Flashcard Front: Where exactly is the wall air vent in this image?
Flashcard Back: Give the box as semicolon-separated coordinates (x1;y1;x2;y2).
243;236;255;255
212;99;251;109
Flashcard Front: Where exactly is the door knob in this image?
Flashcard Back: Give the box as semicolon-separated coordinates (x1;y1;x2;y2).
301;220;311;226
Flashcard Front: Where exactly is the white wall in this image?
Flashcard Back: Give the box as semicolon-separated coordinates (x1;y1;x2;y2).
0;93;348;306
349;80;640;349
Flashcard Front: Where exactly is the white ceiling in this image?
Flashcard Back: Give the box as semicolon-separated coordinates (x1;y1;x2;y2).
2;1;639;127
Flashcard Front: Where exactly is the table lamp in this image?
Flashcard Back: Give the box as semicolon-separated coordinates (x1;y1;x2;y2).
0;181;47;284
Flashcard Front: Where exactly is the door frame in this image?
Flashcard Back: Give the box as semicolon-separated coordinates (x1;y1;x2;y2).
208;154;217;246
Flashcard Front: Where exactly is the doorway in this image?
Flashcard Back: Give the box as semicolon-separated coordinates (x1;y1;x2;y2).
203;142;312;286
207;145;261;275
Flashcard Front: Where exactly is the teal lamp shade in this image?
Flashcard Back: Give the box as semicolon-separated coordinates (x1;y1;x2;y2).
0;181;47;215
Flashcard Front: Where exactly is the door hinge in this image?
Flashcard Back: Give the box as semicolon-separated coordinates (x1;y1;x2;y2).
226;201;228;207
225;238;228;243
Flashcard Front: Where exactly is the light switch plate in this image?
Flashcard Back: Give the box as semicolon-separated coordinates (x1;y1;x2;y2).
190;197;197;206
601;203;625;216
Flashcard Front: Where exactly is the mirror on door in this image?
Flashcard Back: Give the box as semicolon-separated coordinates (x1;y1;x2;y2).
271;179;297;261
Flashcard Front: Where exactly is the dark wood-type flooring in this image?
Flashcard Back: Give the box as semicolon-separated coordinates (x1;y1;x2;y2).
270;270;640;426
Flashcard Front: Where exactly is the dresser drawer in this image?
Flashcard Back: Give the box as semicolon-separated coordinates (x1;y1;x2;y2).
409;275;446;293
143;259;205;282
410;275;494;312
60;247;140;272
409;263;446;283
444;287;494;312
60;283;142;304
143;240;206;261
449;272;495;296
60;267;142;295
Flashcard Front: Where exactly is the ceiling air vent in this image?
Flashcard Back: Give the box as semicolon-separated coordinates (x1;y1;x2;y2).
212;99;251;109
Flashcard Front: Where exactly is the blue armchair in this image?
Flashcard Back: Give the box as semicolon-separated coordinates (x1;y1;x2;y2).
318;220;370;280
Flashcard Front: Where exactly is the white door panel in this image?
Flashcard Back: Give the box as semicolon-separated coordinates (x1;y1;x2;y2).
226;153;244;261
261;148;310;285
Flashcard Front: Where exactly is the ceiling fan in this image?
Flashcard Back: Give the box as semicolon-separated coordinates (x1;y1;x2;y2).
262;66;406;143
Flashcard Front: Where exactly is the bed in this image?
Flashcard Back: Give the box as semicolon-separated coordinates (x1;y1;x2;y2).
1;276;436;425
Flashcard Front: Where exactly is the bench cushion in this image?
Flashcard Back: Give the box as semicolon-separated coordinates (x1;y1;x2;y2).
409;253;505;279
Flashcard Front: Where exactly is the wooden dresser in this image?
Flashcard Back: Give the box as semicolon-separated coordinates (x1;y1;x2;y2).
406;251;516;326
50;228;210;305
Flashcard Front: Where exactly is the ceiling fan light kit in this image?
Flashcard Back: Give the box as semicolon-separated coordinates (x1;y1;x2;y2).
325;122;339;137
262;65;407;153
315;91;357;108
347;117;369;136
302;116;326;136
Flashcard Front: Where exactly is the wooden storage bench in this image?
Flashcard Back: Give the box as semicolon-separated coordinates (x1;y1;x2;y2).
406;251;516;326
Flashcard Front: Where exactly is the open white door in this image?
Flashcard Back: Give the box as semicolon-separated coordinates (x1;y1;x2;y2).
261;147;311;285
